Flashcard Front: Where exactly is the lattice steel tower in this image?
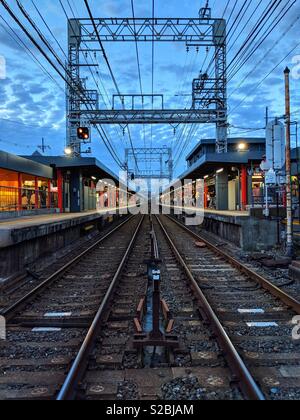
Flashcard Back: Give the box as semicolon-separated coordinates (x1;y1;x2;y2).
66;7;228;156
125;148;173;181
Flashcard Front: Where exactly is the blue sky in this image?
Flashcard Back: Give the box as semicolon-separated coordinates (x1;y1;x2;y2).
0;0;299;177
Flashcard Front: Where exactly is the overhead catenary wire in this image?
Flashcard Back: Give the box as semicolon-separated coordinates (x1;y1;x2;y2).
175;0;297;169
173;0;236;167
2;0;124;169
0;16;64;94
30;0;68;61
151;0;155;152
131;0;146;151
229;39;300;117
83;0;139;171
22;0;124;168
59;0;125;168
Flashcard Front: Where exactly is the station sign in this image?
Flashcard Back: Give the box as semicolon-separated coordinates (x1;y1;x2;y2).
266;120;285;170
265;169;277;185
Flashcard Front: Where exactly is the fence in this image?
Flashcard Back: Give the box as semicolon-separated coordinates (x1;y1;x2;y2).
0;186;58;212
250;186;286;208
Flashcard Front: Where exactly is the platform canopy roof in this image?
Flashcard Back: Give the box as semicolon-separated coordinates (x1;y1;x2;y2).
179;150;266;181
22;156;120;184
0;150;53;179
186;137;266;162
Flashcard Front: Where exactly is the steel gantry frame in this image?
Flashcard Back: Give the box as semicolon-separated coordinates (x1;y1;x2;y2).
67;10;228;155
125;148;173;181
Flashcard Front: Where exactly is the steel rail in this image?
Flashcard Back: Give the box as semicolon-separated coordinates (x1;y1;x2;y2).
57;215;145;400
155;215;265;401
150;215;160;261
1;215;135;321
166;215;300;315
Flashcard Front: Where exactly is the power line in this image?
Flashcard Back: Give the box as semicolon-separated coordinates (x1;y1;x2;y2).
31;0;67;61
151;0;155;151
228;11;300;100
131;0;146;150
229;39;300;117
227;0;294;81
0;116;58;130
83;0;139;170
1;0;124;169
59;0;125;168
0;16;64;93
0;0;83;97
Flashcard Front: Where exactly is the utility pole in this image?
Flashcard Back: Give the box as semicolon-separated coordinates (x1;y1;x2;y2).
38;138;51;154
265;106;269;128
284;67;293;257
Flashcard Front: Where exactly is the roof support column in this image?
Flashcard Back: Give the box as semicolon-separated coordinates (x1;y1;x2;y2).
35;177;39;210
216;168;228;210
18;173;22;212
241;166;248;211
57;169;64;213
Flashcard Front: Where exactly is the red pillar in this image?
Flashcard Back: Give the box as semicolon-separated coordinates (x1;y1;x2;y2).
241;166;248;211
35;177;39;209
116;188;119;207
18;173;22;211
108;188;112;208
57;169;63;213
204;184;208;209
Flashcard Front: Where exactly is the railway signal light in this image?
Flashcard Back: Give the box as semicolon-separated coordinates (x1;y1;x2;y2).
77;127;90;140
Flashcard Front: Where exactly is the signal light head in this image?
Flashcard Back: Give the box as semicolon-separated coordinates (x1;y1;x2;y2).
77;127;90;140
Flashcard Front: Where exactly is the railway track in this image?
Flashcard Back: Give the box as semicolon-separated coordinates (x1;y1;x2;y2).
0;216;132;313
57;215;264;401
0;215;142;400
156;215;300;400
2;213;300;400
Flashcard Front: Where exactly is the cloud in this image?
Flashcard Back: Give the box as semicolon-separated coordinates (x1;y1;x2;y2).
0;0;299;177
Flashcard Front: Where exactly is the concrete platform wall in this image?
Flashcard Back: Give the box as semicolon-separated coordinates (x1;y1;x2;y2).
181;212;279;252
0;208;58;221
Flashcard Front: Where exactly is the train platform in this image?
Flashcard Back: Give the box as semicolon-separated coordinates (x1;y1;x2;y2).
0;209;125;248
204;209;249;217
0;208;127;278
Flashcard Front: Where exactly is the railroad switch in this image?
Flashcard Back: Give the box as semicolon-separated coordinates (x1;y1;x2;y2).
134;218;179;351
133;267;179;350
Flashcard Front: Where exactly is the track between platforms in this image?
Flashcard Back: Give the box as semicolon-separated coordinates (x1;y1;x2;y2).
0;216;134;314
2;214;300;400
157;215;300;400
57;216;263;401
0;215;142;400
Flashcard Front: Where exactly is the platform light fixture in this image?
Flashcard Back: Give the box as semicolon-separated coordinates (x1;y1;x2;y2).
238;142;247;151
204;175;209;179
216;168;224;174
64;147;73;156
